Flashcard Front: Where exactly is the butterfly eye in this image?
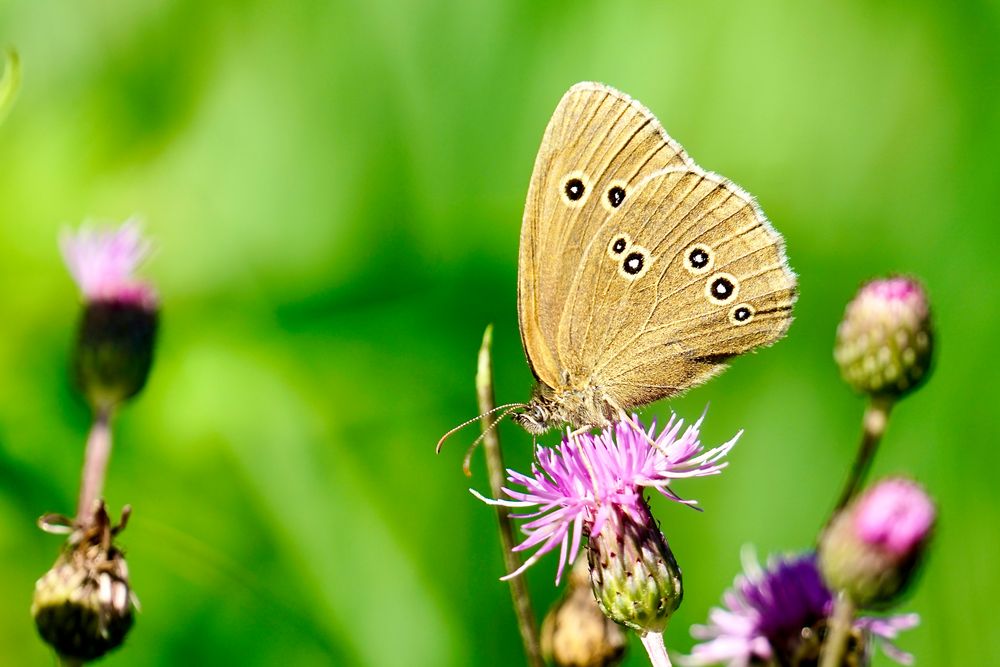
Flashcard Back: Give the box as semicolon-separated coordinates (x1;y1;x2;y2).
729;303;755;326
684;244;714;275
706;272;739;304
617;245;652;280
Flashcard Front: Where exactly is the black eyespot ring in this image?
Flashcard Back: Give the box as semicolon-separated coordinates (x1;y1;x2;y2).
608;186;626;208
683;243;714;275
611;237;627;254
623;252;644;275
729;303;755;326
565;178;585;201
705;272;739;304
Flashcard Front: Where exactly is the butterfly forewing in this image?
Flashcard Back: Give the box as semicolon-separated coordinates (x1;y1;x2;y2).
557;166;797;410
518;82;691;388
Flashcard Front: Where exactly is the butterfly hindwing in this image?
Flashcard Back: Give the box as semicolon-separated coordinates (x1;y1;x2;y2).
557;166;797;410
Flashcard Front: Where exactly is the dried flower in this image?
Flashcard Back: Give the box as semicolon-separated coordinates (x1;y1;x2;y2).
834;276;933;399
820;478;935;609
61;220;159;412
32;503;136;662
541;557;627;667
680;551;919;666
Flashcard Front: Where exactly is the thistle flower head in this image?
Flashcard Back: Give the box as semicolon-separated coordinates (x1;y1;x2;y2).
32;503;136;662
61;219;157;309
834;276;933;399
62;221;159;411
475;413;739;584
680;551;919;666
820;478;935;608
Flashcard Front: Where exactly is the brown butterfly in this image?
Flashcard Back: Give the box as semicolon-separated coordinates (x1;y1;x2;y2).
439;82;796;450
511;82;797;434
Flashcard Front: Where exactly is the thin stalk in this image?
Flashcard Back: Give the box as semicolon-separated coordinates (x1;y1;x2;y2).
832;396;894;514
476;325;544;667
819;592;855;667
639;632;672;667
76;408;113;527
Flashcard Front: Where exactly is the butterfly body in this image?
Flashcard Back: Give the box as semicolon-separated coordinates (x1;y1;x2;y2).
511;82;797;435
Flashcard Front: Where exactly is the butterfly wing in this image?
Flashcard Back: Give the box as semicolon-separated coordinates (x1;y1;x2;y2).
558;166;797;409
518;82;692;389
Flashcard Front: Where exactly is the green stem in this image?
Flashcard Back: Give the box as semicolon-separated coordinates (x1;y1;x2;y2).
832;396;894;514
819;592;855;667
476;325;544;667
77;408;113;527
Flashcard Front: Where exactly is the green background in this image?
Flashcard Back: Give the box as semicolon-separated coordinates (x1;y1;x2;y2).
1;1;997;665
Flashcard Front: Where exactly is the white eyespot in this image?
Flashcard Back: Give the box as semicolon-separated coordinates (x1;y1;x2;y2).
683;243;715;275
618;245;653;280
601;180;629;212
729;303;755;326
560;171;591;207
606;232;633;259
705;272;740;304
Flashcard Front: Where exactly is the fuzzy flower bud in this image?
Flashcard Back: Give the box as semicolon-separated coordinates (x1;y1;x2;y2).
588;501;682;634
32;504;136;661
834;276;933;399
820;478;935;608
61;221;159;412
542;558;627;667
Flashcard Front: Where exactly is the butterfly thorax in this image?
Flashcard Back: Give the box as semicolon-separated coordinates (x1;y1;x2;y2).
513;383;617;435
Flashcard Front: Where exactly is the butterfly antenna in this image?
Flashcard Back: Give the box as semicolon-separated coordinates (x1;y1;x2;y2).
436;403;525;454
461;405;521;477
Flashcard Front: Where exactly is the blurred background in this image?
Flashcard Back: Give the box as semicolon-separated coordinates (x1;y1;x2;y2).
1;1;997;665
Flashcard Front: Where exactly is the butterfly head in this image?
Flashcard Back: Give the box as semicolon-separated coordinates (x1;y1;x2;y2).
512;400;552;435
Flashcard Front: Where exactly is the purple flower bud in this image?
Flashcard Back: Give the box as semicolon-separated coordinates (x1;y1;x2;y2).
820;478;935;608
61;221;159;412
834;276;933;399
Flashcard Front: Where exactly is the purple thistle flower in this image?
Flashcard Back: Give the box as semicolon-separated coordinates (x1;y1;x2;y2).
61;219;157;308
473;413;739;585
680;551;919;666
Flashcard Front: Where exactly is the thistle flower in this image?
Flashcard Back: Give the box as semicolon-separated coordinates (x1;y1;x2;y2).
834;276;933;400
476;414;737;664
32;503;136;662
820;478;935;609
61;220;159;412
680;551;919;667
541;557;627;667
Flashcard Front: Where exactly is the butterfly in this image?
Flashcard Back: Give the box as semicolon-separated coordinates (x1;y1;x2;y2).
508;82;797;435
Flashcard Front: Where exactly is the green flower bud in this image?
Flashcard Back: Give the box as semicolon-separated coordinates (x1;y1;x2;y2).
32;504;136;662
834;276;933;399
542;558;627;667
820;478;935;608
588;503;682;634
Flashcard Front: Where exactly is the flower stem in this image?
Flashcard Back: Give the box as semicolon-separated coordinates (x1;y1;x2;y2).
819;592;855;667
639;631;672;667
476;324;544;667
832;396;893;514
76;408;113;527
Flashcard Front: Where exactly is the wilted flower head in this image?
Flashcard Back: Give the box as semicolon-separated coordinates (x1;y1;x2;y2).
821;478;935;608
541;557;628;667
61;219;157;309
61;221;159;412
834;276;932;399
475;413;739;584
680;551;918;667
32;503;136;662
